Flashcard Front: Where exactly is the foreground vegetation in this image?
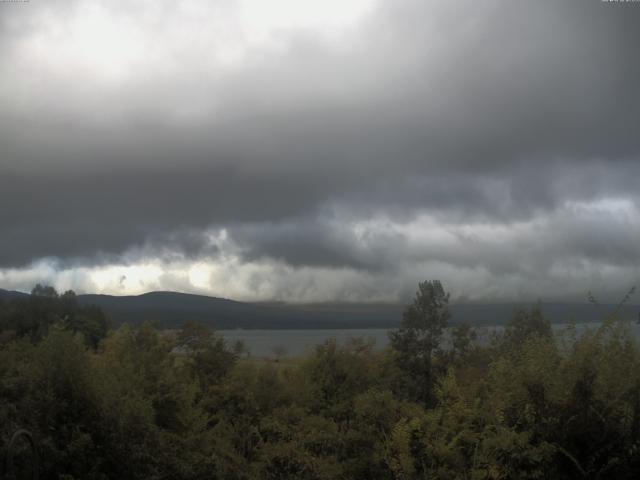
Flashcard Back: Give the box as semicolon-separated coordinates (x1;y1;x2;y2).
1;283;640;479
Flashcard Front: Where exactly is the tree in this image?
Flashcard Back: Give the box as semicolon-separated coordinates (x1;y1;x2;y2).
451;322;477;360
503;304;551;349
389;280;450;406
177;321;238;393
31;284;58;298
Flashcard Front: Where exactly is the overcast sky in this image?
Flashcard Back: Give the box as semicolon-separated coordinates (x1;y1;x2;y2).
1;0;639;303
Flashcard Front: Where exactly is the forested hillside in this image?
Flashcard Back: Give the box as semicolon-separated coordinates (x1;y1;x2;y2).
1;283;640;479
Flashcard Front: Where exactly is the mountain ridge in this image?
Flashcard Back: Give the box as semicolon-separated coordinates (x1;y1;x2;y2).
1;288;638;329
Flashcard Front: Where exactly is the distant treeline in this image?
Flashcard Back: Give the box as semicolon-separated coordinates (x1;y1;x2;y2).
1;282;640;479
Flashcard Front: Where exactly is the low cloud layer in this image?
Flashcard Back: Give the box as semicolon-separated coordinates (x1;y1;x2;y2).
1;0;639;302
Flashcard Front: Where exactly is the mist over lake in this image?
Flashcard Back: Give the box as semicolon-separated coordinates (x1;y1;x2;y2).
219;321;640;357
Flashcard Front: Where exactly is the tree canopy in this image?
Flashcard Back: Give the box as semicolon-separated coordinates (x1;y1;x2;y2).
2;284;640;479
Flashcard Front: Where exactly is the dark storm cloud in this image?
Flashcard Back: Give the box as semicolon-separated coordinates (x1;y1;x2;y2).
227;219;407;271
1;0;639;301
0;167;347;266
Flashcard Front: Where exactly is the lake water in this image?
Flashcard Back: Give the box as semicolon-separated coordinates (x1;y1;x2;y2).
219;322;640;357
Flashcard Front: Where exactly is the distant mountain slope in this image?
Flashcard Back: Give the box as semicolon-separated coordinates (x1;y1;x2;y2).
73;292;640;329
0;288;29;300
2;288;639;329
76;292;403;329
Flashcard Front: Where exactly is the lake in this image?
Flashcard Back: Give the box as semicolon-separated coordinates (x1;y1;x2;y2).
219;321;640;357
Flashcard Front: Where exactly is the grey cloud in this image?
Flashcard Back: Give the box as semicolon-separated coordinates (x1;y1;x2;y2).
0;168;344;266
0;0;639;301
228;219;407;271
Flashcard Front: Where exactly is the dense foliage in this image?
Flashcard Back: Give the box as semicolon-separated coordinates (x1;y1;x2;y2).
1;283;640;479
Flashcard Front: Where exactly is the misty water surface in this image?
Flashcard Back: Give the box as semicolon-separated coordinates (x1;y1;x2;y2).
219;322;640;357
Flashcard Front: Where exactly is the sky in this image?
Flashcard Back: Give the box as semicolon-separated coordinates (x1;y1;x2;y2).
1;0;639;303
